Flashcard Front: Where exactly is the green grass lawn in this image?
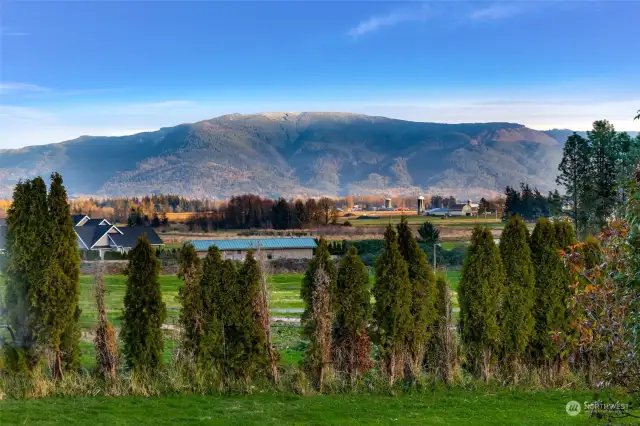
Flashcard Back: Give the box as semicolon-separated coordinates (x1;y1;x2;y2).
0;390;616;425
445;270;461;292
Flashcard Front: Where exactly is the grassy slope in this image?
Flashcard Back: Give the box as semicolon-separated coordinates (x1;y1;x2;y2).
0;391;604;425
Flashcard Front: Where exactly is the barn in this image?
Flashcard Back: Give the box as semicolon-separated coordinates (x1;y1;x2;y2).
448;202;476;217
187;237;317;260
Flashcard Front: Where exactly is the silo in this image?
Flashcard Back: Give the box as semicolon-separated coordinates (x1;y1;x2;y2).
417;196;425;215
385;198;392;209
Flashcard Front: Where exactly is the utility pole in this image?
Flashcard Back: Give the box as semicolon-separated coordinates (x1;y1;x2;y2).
433;243;437;270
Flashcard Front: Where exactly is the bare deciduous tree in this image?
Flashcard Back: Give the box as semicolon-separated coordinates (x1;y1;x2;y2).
255;244;279;383
94;261;119;379
312;267;333;391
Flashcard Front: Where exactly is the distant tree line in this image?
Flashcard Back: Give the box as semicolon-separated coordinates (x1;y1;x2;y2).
187;195;339;231
502;183;563;222
72;194;218;222
65;193;477;229
556;120;640;236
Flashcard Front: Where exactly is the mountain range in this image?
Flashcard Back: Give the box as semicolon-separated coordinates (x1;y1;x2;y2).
0;112;611;199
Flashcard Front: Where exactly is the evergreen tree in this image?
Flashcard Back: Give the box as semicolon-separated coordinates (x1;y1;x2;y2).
504;185;522;218
301;238;337;342
3;180;39;371
121;235;166;372
223;251;268;379
417;220;440;245
557;133;591;235
529;218;569;365
397;216;437;375
177;243;202;357
499;216;535;368
372;225;412;383
520;183;535;220
588;120;618;229
547;190;563;217
554;220;576;251
334;246;372;378
478;197;490;215
198;246;225;368
48;173;82;373
533;188;550;219
458;226;505;378
24;177;63;373
271;198;292;230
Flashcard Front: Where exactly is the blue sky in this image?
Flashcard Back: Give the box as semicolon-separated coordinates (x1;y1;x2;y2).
1;1;639;148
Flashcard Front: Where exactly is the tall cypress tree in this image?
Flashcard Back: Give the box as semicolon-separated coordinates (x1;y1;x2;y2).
334;245;372;378
48;173;81;373
3;180;39;371
529;218;569;365
301;238;337;344
396;216;437;375
223;251;268;380
458;226;505;378
554;220;576;251
121;235;166;372
24;177;60;373
198;246;225;368
499;216;535;368
372;225;412;383
178;243;202;357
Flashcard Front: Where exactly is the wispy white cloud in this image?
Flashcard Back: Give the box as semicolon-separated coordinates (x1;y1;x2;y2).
0;105;56;122
0;99;207;148
0;82;49;94
0;26;30;37
470;2;529;21
348;5;431;38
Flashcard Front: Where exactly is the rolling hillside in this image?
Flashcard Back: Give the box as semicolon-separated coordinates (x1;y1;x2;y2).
0;112;565;199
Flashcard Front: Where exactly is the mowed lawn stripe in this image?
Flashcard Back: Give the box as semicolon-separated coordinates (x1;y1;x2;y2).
0;391;599;425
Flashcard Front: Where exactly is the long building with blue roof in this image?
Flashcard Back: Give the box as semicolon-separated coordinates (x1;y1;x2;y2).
187;237;317;260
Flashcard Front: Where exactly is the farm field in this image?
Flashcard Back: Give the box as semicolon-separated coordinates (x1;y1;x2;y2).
339;215;502;228
0;390;610;425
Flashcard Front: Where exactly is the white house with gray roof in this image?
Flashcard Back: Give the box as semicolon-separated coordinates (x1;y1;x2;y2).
0;215;163;258
73;215;164;258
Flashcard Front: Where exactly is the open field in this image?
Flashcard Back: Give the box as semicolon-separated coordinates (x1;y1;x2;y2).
0;390;620;425
339;215;501;227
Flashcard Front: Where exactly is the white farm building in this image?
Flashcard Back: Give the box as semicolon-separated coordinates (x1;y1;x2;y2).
187;237;318;261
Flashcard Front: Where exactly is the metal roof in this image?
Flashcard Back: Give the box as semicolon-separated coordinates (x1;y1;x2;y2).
187;238;317;251
110;226;164;248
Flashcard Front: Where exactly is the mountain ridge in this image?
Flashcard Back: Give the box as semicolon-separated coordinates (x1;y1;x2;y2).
0;112;571;199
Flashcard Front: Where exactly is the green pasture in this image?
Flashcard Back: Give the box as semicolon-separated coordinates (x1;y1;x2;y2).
0;390;615;425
